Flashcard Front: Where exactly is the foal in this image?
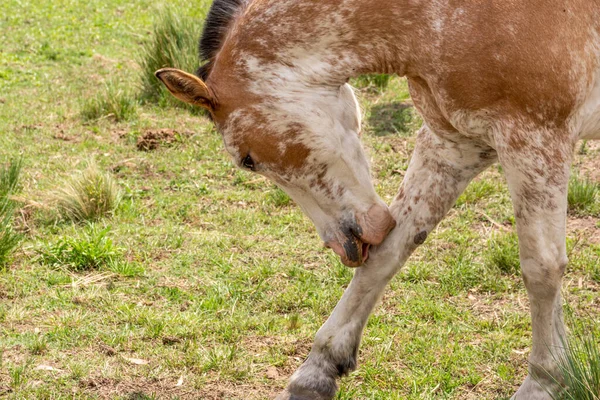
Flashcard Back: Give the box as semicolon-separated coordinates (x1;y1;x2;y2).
156;0;600;398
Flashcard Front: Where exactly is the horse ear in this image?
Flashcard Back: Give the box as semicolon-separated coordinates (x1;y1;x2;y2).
155;68;214;110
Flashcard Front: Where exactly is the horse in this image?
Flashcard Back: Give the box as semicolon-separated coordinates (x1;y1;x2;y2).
155;0;600;398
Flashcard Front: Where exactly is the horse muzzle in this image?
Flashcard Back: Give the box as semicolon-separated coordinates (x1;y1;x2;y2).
325;203;396;268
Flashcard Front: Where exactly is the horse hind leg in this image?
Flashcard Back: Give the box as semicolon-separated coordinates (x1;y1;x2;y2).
497;124;574;400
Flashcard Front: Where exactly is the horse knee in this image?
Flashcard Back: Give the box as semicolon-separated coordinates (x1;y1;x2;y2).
520;253;567;294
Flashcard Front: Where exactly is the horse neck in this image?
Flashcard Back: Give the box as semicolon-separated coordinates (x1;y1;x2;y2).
223;0;426;85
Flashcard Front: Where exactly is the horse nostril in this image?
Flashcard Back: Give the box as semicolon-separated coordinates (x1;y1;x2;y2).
349;222;363;241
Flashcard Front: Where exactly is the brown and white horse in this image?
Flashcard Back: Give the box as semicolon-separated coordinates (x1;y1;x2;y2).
156;0;600;398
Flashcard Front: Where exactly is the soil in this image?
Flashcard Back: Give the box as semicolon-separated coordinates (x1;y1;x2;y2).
136;129;187;151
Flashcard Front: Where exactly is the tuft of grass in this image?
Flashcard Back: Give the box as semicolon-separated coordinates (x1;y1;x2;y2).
0;158;23;268
26;334;48;355
592;263;600;283
0;200;22;268
9;360;31;389
138;8;202;104
545;324;600;400
38;225;122;272
567;174;599;216
53;162;120;223
486;232;520;275
0;157;22;200
352;74;392;93
127;393;159;400
80;80;138;122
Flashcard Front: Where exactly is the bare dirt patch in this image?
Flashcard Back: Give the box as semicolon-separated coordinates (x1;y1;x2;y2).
197;381;281;400
568;216;600;244
80;376;281;400
136;129;190;151
81;376;195;399
574;141;600;182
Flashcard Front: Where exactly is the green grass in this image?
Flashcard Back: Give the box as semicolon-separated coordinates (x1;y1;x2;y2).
0;1;598;399
38;225;123;272
0;159;22;268
0;158;22;201
486;232;521;275
8;360;31;390
568;174;599;216
0;201;21;269
138;7;204;105
352;74;393;93
80;80;138;122
546;321;600;400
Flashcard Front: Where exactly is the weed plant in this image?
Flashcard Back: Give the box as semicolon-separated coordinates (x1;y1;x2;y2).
0;200;21;268
38;225;122;272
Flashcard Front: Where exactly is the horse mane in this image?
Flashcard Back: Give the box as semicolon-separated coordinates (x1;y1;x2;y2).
197;0;248;80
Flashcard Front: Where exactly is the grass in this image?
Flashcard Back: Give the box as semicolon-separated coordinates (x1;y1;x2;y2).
138;7;204;105
0;200;21;269
486;232;521;275
0;158;22;201
0;1;598;399
352;74;393;93
568;174;600;216
52;161;121;223
8;360;31;390
546;320;600;400
80;80;138;122
38;225;122;272
0;159;22;268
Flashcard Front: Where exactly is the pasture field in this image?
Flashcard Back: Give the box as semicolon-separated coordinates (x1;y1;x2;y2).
1;1;599;399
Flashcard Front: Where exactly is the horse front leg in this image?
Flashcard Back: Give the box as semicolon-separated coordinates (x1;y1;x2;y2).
277;127;496;399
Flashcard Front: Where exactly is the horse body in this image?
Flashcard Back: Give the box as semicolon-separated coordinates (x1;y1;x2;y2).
156;1;600;398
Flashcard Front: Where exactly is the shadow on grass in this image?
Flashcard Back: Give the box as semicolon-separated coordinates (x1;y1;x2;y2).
368;101;420;137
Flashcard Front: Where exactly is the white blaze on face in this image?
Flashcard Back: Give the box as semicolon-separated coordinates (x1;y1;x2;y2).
275;88;377;242
219;75;383;247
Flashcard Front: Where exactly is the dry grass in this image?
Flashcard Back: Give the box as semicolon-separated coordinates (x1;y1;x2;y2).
52;162;121;223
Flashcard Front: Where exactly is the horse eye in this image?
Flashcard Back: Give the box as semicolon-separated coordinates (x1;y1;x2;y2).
242;154;255;171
